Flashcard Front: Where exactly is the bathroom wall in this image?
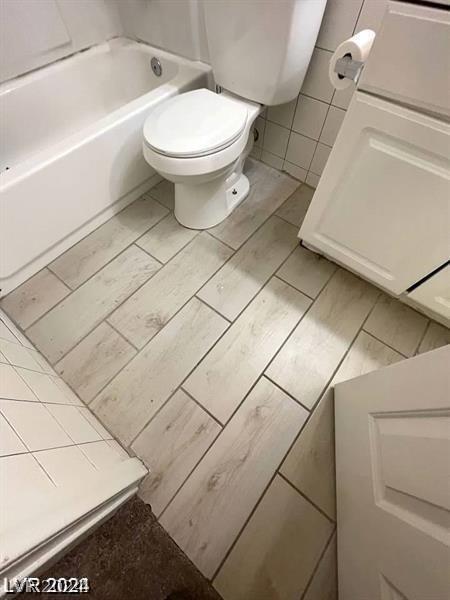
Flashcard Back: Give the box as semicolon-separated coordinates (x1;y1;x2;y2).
0;0;123;83
118;0;209;62
252;0;388;187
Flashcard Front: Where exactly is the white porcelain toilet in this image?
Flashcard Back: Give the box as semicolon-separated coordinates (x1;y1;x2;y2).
143;0;327;229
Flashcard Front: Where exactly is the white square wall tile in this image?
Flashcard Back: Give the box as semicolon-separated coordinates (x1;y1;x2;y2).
301;48;334;103
282;161;308;182
310;143;332;176
286;132;317;170
332;84;355;110
306;172;320;188
78;407;113;440
0;339;42;370
34;445;96;486
45;404;101;444
0;364;38;401
0;321;19;343
1;454;55;530
262;122;290;158
105;439;129;460
261;151;284;170
0;413;27;456
79;440;126;470
267;99;297;129
16;369;66;404
0;400;72;451
317;0;364;51
292;95;328;140
320;106;346;146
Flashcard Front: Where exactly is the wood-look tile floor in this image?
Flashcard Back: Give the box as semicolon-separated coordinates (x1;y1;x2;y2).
3;159;449;600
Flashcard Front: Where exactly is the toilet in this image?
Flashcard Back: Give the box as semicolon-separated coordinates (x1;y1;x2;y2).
143;0;327;229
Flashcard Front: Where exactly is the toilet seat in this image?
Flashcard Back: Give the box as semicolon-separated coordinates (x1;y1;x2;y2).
143;89;248;158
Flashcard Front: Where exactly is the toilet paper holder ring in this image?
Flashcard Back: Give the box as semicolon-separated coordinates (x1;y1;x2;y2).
334;54;364;84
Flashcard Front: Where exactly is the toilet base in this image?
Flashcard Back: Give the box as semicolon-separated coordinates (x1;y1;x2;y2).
174;170;250;230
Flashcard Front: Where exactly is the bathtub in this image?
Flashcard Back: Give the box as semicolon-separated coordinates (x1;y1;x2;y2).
0;38;211;296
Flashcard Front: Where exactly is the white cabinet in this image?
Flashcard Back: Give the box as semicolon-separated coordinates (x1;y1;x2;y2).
407;265;450;323
300;92;450;295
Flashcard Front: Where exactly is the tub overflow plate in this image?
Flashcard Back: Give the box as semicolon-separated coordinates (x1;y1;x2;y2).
151;57;162;77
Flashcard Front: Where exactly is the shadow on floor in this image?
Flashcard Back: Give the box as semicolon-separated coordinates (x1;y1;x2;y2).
18;496;221;600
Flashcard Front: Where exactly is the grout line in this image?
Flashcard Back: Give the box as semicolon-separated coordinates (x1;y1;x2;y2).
359;328;408;359
193;296;232;324
413;318;431;356
263;373;311;413
300;528;337;600
277;471;335;523
415;319;431;355
180;387;224;428
31;452;58;487
0;395;82;408
46;265;75;293
106;319;141;352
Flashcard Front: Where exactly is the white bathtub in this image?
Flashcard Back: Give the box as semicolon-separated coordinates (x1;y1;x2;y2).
0;38;211;296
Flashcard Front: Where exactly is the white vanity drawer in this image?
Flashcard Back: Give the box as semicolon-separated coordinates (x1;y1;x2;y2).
360;1;450;118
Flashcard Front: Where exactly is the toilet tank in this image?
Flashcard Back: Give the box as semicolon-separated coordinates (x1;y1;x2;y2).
203;0;326;106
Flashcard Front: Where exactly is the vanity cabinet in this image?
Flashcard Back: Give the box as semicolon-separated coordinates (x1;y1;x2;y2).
300;0;450;325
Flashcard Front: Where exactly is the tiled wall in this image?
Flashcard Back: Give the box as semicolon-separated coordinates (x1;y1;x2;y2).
0;311;128;534
252;0;388;187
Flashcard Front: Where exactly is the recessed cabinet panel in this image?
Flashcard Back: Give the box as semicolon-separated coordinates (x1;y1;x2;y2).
300;92;450;295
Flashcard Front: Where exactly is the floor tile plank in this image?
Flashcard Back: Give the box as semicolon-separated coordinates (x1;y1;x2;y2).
1;269;70;329
160;377;308;578
136;213;198;263
198;216;299;320
91;298;228;446
266;269;379;409
132;389;221;517
276;245;337;299
280;331;403;520
417;321;450;354
145;179;175;210
364;294;429;357
27;246;160;363
209;160;299;249
55;322;136;403
108;233;232;348
185;277;311;424
275;184;314;227
49;197;168;289
214;475;333;600
303;533;337;600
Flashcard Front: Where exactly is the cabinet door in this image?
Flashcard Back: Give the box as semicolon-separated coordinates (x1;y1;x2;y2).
359;1;450;119
300;92;450;295
335;346;450;600
407;265;450;325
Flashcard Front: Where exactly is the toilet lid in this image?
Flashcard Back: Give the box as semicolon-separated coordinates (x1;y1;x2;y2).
143;89;248;158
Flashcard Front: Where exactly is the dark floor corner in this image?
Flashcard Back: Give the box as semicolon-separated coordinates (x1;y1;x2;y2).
19;496;222;600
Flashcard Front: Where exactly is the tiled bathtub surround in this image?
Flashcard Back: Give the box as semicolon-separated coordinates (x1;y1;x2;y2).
3;160;448;599
0;312;128;536
253;0;389;187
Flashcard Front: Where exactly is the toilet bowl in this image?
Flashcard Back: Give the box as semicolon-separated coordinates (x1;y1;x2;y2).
143;89;261;229
142;0;327;230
